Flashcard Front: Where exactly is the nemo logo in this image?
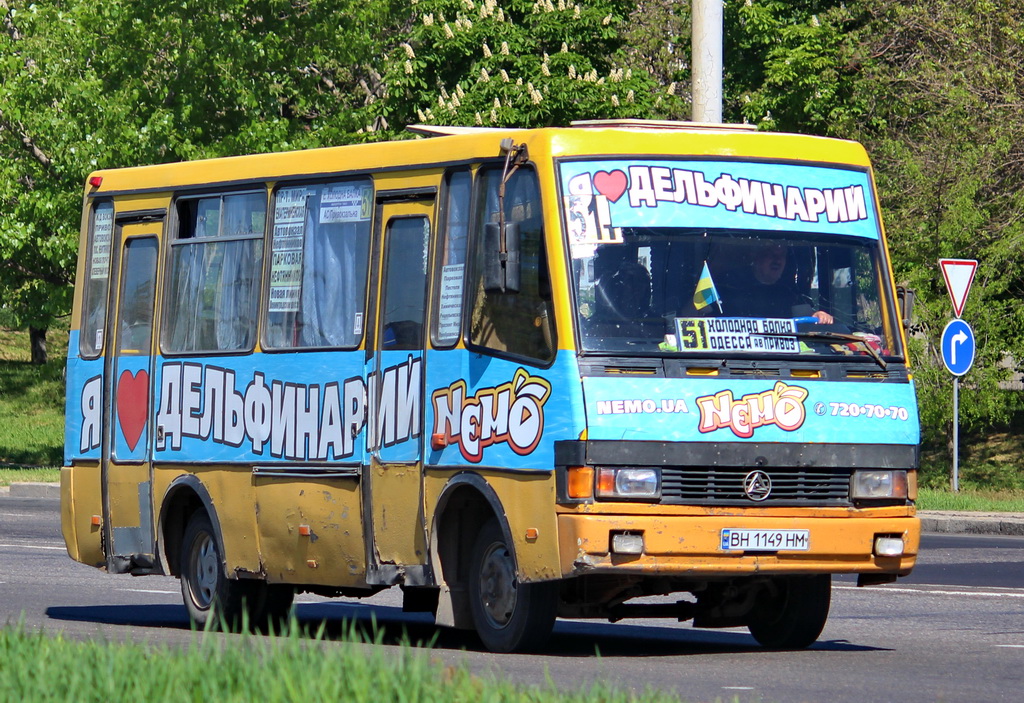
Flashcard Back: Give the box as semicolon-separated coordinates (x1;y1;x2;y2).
431;369;551;462
696;382;808;438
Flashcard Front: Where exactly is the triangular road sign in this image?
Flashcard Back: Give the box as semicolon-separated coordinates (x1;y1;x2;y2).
939;258;978;318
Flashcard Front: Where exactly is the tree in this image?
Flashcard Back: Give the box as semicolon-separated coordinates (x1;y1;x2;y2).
846;0;1024;452
0;0;403;362
362;0;685;136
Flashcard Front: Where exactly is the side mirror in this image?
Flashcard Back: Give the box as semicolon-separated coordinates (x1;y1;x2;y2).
896;286;915;329
483;221;520;293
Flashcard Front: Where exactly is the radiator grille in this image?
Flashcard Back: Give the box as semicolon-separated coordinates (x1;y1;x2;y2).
660;467;853;505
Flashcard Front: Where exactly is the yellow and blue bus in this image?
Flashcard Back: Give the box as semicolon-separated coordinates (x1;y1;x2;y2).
62;121;920;652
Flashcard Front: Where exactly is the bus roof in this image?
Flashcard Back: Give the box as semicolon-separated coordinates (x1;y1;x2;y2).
84;121;871;195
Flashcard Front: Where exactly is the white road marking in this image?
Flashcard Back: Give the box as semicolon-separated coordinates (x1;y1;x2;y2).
994;644;1024;648
120;588;178;595
836;585;1024;598
0;543;67;551
723;687;755;691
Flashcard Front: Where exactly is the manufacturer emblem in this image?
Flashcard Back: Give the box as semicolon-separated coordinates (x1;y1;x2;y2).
743;470;772;501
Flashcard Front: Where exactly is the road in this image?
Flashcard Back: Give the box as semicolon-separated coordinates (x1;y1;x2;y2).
2;494;1023;702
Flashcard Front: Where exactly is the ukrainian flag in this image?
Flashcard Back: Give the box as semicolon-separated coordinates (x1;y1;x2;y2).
693;261;722;311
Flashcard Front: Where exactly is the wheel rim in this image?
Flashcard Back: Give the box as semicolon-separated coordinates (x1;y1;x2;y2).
187;532;219;610
477;540;518;629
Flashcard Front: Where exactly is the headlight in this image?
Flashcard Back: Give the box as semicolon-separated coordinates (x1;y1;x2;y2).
851;470;908;500
596;468;661;500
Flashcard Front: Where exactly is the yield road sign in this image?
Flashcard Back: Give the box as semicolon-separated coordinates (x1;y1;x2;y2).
939;258;978;318
941;319;975;376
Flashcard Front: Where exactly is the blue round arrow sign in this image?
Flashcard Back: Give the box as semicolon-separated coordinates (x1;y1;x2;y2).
941;319;975;376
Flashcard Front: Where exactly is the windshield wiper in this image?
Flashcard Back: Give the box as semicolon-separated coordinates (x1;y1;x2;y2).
794;331;888;370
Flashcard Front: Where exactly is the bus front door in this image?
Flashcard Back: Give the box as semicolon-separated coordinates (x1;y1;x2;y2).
364;199;433;585
103;218;162;574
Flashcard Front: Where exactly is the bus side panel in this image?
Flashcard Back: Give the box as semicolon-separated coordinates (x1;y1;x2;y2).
424;469;561;582
153;466;263;576
64;333;104;465
423;351;587;583
253;476;366;586
60;464;105;567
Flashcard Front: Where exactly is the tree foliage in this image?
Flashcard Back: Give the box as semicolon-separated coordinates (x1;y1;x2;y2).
363;0;684;136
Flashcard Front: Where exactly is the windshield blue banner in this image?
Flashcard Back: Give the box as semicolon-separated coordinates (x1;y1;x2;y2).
559;159;880;245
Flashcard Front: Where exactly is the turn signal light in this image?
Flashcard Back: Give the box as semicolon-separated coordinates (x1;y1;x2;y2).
567;466;594;499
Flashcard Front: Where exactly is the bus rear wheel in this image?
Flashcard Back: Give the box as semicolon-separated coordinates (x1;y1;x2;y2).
746;575;831;649
180;511;265;631
467;519;558;653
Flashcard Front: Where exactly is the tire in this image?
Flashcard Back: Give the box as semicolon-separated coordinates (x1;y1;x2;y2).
258;585;296;633
747;575;831;649
179;511;265;631
467;519;558;653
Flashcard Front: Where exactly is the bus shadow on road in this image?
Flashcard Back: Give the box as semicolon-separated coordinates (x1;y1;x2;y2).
45;601;887;656
46;604;190;629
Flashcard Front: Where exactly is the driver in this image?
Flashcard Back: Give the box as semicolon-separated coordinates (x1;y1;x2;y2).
725;243;833;323
597;260;651;320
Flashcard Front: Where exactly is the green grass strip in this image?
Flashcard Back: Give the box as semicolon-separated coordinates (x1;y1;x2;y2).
917;487;1024;513
0;623;685;703
0;468;61;487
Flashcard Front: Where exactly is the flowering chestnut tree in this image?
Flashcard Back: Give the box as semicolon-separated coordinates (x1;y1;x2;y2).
362;0;684;135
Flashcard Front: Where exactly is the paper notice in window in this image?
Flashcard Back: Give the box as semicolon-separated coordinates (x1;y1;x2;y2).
320;184;372;224
438;264;464;340
90;208;114;280
269;189;307;312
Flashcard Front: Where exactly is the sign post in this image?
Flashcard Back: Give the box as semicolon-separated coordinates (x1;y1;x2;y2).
939;259;978;492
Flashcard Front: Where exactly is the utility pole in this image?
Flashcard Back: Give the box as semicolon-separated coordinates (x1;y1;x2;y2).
691;0;723;123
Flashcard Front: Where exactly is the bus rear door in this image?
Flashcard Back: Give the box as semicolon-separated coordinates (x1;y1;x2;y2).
103;211;164;573
364;194;434;585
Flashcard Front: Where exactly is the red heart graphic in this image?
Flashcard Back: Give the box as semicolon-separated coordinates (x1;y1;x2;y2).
593;170;628;203
116;369;149;452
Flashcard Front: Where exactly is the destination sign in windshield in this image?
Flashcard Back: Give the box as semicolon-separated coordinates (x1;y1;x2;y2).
673;317;799;353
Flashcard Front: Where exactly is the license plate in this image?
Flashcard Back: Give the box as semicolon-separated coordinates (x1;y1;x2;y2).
720;529;810;552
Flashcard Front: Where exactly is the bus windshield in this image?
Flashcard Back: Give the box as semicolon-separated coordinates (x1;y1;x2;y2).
572;228;901;359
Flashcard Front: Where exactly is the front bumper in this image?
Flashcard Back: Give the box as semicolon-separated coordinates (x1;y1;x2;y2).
558;512;919;577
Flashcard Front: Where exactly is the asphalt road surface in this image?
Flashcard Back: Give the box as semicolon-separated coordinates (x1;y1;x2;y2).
2;494;1022;702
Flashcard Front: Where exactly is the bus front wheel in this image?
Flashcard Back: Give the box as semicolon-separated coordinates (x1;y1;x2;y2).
746;575;831;649
180;510;264;630
467;519;558;653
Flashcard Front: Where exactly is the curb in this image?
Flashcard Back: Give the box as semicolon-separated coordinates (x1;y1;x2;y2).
3;483;1022;536
7;482;60;499
918;511;1024;537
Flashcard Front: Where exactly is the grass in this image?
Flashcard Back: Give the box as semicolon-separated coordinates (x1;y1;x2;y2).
0;623;681;703
0;467;61;487
916;487;1024;513
0;325;67;469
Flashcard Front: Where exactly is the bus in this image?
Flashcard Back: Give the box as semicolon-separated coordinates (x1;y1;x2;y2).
62;120;920;652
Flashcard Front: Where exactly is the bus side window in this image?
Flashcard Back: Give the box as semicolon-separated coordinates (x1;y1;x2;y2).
433;169;472;347
163;192;265;353
80;200;114;357
468;166;554;363
263;179;373;349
